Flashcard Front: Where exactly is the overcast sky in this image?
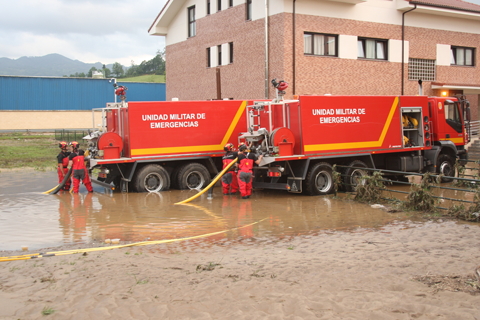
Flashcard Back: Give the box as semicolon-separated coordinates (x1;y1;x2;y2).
1;0;479;66
0;0;167;66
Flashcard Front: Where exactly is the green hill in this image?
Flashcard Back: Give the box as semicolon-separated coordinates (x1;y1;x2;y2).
120;74;165;83
0;54;115;77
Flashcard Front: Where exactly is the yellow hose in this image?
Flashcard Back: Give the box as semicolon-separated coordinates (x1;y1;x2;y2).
43;185;58;195
174;158;237;205
0;217;266;262
43;172;73;194
44;150;88;195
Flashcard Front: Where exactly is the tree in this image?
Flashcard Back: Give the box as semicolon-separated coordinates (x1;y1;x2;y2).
112;62;124;77
154;49;166;75
87;67;98;78
125;60;138;77
68;49;165;79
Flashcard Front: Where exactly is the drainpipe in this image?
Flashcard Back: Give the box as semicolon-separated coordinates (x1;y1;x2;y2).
402;4;416;95
265;0;269;99
293;0;296;96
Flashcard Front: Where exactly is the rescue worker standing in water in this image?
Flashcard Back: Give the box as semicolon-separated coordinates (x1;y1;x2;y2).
68;141;93;193
57;141;71;191
221;143;238;195
237;142;263;199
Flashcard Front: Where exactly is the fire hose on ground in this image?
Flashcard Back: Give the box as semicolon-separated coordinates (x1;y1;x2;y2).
0;217;266;262
175;158;237;205
43;167;73;195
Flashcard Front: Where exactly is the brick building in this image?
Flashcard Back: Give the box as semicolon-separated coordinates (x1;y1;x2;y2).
149;0;480;118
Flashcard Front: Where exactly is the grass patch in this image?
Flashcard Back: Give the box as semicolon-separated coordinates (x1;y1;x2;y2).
133;274;149;285
120;74;165;83
196;262;222;272
41;306;55;316
0;132;59;169
403;173;438;212
40;276;56;283
354;171;389;203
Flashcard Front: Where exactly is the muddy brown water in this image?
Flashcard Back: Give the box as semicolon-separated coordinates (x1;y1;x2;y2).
0;170;463;252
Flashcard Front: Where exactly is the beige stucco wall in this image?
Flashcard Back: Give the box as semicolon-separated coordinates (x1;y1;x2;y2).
0;111;103;130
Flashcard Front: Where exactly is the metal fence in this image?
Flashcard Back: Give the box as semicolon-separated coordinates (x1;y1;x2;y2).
54;129;89;142
468;120;480;137
335;164;480;221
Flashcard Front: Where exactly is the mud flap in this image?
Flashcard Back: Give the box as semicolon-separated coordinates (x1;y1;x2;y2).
287;177;303;193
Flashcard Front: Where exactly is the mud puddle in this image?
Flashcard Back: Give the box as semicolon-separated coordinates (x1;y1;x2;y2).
1;170;421;251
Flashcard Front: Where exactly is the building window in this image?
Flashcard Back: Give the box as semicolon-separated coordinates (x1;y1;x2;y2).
409;58;436;81
188;6;195;37
207;48;211;67
451;46;475;66
207;0;210;15
358;38;387;60
217;0;221;11
229;0;233;7
229;42;233;63
246;0;252;20
218;45;222;65
304;33;338;57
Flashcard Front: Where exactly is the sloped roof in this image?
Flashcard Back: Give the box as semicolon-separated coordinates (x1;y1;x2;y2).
409;0;480;13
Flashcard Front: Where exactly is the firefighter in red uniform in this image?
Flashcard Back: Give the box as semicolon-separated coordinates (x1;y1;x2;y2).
236;142;263;199
221;143;238;195
57;141;71;191
68;141;93;193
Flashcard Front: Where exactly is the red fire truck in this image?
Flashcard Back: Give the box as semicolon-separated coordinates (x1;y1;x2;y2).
85;82;470;194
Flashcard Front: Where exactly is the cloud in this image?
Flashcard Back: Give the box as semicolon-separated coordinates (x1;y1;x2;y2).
0;0;166;65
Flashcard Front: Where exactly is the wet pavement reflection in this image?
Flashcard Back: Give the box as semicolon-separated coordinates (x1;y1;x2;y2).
1;170;422;251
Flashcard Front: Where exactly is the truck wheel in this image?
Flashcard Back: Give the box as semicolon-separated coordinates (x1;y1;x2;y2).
344;160;368;192
436;154;455;183
304;162;334;195
133;164;170;192
176;163;211;190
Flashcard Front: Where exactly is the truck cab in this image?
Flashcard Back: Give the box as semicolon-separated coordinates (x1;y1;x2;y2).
427;96;470;175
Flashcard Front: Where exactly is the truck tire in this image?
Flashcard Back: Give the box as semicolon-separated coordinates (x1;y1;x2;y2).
133;164;170;192
436;154;455;183
170;166;182;189
176;163;211;190
303;162;334;195
344;160;368;192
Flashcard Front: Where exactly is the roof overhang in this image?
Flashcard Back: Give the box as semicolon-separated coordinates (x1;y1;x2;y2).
148;0;187;36
397;0;480;21
432;83;480;94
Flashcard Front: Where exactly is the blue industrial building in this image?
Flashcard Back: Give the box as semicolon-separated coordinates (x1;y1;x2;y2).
0;76;166;111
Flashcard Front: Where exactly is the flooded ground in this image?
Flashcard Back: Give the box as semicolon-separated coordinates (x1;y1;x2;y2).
3;170;480;319
0;170;415;251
